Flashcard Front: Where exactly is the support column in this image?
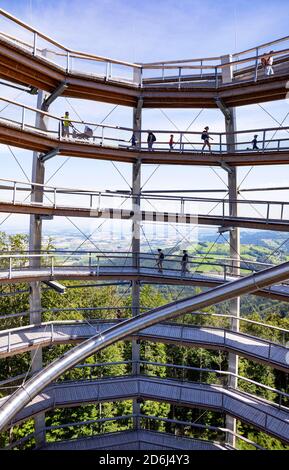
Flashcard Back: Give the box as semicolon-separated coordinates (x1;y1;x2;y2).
29;89;48;448
217;57;240;447
132;99;142;428
224;105;240;448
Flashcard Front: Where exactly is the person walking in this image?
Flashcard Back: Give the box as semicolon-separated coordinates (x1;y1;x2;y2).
265;51;274;76
252;134;259;151
156;248;164;273
130;133;137;148
61;111;73;138
169;134;174;151
201;126;213;154
181;250;190;275
147;131;156;151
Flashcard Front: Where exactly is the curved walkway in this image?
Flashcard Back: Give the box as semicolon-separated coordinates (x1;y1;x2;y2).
1;196;289;232
1;119;289;167
1;376;289;442
0;21;289;108
1;320;288;371
0;265;288;301
42;429;228;451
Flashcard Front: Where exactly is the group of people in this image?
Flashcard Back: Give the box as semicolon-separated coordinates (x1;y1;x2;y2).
130;128;214;153
62;113;263;154
156;249;190;276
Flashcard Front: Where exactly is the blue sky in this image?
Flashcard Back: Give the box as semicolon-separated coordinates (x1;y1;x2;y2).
0;0;289;242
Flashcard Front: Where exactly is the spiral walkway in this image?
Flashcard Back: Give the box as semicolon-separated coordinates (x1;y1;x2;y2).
0;8;289;450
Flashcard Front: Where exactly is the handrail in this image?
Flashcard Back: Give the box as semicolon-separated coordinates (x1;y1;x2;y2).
2;176;289;207
3;94;289;136
0;8;140;68
6;414;261;450
1;313;288;336
1;8;289;86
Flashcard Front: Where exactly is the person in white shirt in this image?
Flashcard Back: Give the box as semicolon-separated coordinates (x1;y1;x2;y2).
265;51;274;76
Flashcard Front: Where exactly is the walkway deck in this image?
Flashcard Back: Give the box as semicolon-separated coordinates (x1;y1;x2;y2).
0;266;288;301
0;320;288;371
1;376;288;442
42;429;228;450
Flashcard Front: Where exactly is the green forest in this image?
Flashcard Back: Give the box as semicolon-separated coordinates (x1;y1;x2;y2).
0;231;289;450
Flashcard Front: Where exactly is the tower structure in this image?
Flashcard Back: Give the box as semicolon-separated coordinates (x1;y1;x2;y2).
0;9;289;451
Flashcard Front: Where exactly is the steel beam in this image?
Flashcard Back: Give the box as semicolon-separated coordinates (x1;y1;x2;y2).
39;148;59;163
132;98;142;428
218;77;240;447
28;53;50;446
42;81;67;111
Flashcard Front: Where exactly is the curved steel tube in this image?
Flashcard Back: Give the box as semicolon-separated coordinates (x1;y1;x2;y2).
1;261;289;430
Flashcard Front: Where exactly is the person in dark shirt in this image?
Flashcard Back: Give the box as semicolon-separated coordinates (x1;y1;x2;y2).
201;126;213;154
181;250;190;275
169;134;174;151
147;131;156;151
130;133;137;148
252;134;259;151
156;248;164;273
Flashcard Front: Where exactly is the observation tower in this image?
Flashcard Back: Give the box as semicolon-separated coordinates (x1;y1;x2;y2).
0;9;289;450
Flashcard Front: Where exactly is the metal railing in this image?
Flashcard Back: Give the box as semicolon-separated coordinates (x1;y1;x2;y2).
2;96;289;153
4;413;262;450
0;250;278;283
1;177;289;225
1;8;289;87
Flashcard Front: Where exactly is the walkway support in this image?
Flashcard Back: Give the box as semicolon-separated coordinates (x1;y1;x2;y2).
217;60;240;445
132;98;142;428
29;87;47;448
1;261;289;431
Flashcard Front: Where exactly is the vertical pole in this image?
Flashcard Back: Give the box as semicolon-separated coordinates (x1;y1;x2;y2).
219;57;239;447
29;51;49;448
225;105;240;448
132;97;142;429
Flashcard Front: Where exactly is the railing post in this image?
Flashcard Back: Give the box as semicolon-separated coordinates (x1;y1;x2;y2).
89;252;92;270
33;32;37;56
21;107;25;130
178;67;182;89
96;256;100;276
106;62;110;80
200;60;203;78
13;182;17;204
66;51;70;73
262;130;266;152
254;47;259;82
51;257;54;277
9;257;12;279
101;127;104;146
53;188;56;208
8;331;11;353
179;132;183;153
215;67;219;88
90;194;93;209
98;192;101;211
219;134;222;154
281;203;284;220
266;203;270;222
